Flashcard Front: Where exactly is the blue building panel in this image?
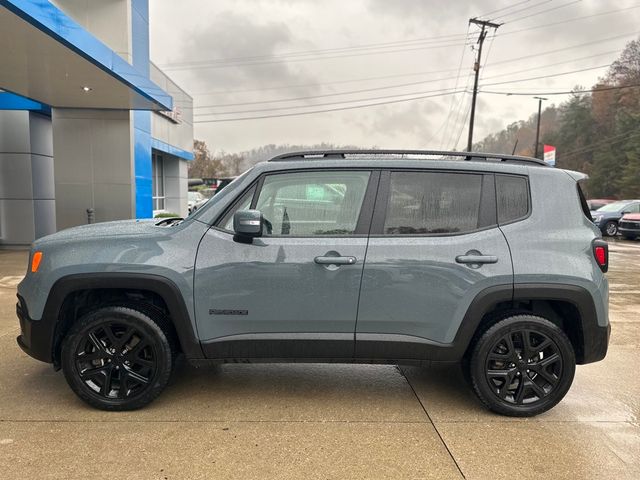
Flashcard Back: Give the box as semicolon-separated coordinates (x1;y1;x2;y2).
0;91;50;114
151;138;195;161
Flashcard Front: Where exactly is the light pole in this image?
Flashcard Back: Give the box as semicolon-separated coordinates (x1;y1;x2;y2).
533;96;547;159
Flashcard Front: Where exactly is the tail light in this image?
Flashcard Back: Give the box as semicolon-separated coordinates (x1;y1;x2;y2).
592;239;608;273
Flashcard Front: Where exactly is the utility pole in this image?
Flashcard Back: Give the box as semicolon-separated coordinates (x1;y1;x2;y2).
533;96;547;159
466;18;501;152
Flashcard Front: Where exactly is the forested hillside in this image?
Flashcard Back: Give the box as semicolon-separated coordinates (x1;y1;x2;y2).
474;37;640;198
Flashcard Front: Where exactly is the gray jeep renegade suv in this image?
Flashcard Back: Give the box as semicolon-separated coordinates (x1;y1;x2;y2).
16;150;610;416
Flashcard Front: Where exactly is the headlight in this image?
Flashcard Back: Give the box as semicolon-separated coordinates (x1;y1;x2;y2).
592;215;602;223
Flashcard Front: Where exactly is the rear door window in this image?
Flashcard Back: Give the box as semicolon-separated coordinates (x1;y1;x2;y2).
383;171;485;235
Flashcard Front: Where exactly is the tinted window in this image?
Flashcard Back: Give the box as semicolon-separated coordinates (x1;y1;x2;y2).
255;171;370;236
384;172;483;235
496;175;529;224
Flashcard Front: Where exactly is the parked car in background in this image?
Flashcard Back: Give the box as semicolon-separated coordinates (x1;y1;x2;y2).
591;200;640;236
619;213;640;240
587;198;616;211
214;177;236;195
187;191;207;214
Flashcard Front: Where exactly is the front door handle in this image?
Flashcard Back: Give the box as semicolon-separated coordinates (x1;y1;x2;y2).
455;254;498;264
314;255;357;265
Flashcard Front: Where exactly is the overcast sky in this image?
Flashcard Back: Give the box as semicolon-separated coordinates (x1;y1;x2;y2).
149;0;640;154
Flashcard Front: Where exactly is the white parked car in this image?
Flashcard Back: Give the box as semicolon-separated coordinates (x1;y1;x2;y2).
188;191;207;214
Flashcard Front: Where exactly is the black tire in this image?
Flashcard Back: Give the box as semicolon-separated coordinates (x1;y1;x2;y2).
604;221;618;237
469;315;575;417
61;305;176;411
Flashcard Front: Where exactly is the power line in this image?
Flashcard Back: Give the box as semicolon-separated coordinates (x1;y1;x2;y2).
192;48;621;109
188;22;638;97
494;0;555;21
497;5;640;38
438;25;472;148
161;33;473;69
194;63;613;118
489;30;639;67
480;83;640;96
196;86;465;116
500;0;583;23
161;39;475;71
193;89;467;123
561;130;640;158
480;63;610;87
479;0;533;18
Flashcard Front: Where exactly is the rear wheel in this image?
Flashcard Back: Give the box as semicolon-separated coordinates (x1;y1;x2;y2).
61;305;175;411
469;315;575;417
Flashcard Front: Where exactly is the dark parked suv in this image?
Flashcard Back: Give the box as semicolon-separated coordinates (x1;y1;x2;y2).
16;150;610;416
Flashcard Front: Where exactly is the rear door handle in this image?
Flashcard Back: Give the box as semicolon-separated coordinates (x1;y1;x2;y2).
314;256;357;265
455;255;498;264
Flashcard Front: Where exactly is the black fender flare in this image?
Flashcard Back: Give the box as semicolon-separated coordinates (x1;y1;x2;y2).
43;273;204;362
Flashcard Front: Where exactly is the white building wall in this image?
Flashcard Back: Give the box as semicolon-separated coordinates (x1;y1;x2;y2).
52;109;135;230
49;0;133;63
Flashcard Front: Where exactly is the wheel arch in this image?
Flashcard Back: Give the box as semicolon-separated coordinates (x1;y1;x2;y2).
44;273;204;367
458;283;608;365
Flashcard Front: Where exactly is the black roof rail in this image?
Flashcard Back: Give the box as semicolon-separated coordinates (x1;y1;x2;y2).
268;149;548;166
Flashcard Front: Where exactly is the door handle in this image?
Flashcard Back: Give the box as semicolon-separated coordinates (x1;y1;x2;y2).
314;256;357;265
455;255;498;264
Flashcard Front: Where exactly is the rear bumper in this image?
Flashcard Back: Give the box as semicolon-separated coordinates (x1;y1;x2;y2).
16;294;54;363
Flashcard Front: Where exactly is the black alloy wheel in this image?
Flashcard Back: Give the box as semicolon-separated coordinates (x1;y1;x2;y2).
469;315;575;416
62;306;175;410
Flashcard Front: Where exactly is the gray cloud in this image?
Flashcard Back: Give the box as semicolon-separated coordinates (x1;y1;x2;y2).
150;0;640;153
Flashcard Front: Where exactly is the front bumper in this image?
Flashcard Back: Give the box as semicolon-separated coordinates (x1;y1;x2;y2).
618;222;640;236
16;294;54;363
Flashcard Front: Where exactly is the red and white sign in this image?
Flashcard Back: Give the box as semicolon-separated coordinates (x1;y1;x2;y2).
544;145;556;166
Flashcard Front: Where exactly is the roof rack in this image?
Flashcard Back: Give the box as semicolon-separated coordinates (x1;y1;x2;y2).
268;149;547;166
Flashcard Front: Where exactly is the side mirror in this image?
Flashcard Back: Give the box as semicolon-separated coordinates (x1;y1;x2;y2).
233;210;263;240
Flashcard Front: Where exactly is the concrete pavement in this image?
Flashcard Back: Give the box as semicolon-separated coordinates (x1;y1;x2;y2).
0;241;639;479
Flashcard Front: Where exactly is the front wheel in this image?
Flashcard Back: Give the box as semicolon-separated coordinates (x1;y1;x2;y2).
469;315;575;417
61;305;175;411
604;221;618;236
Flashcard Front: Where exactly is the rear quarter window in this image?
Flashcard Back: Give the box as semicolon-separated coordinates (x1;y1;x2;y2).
496;174;529;224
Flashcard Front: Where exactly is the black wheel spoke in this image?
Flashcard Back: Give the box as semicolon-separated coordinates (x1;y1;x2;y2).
101;366;114;396
87;332;106;352
78;350;108;362
527;377;547;399
537;352;561;369
484;327;563;407
514;378;527;404
74;321;157;402
529;364;559;386
117;326;136;350
80;364;111;380
103;325;119;348
125;368;150;386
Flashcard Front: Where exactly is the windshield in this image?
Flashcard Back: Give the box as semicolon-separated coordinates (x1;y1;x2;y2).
185;167;255;223
596;201;631;212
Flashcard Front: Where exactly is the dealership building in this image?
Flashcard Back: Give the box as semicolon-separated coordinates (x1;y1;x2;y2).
0;0;193;246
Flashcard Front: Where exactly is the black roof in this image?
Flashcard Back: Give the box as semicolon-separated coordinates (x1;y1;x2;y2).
268;149;547;166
